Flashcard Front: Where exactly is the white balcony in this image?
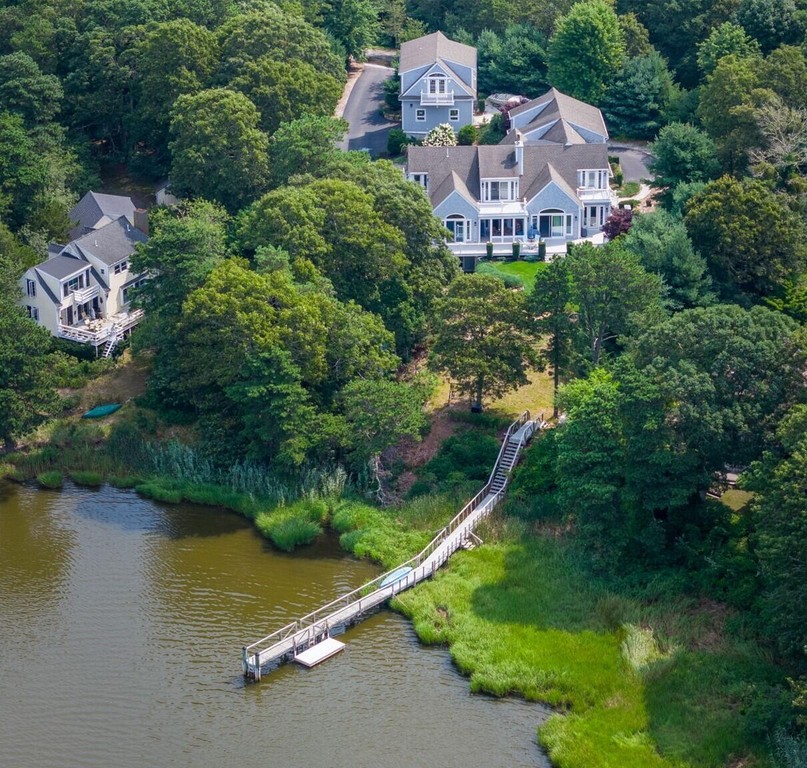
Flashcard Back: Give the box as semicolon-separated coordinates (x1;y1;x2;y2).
577;187;618;204
420;90;455;106
71;284;100;304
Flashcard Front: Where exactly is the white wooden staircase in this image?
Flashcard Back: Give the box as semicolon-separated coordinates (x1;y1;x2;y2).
241;411;542;682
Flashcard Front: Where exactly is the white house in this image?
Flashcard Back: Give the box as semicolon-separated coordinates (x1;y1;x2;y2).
399;32;477;137
20;192;148;356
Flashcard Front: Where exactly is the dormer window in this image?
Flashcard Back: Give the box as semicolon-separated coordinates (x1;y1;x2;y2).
481;180;519;202
578;170;607;189
410;173;428;190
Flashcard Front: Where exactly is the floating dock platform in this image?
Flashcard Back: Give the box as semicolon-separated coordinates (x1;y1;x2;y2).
294;637;345;668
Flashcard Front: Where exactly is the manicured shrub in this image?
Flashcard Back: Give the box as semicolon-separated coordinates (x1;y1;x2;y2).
70;470;103;486
37;471;63;489
457;123;478;145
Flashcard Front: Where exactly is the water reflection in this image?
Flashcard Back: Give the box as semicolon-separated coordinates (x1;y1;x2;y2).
0;482;551;768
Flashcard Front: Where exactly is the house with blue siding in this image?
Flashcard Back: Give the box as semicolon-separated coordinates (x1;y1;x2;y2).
406;140;616;259
504;87;609;145
399;32;476;137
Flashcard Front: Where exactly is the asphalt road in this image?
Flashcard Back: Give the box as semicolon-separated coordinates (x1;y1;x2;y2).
340;63;397;156
608;145;654;182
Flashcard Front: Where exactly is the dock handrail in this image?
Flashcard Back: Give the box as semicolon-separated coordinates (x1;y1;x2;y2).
243;411;534;671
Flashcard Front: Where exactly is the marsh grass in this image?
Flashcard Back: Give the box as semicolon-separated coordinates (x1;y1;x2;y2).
36;470;63;489
254;498;330;551
70;470;103;486
392;534;782;768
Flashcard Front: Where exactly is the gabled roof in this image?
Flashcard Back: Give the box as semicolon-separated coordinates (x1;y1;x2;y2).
35;254;88;280
407;143;610;208
522;163;579;203
69;191;136;238
508;87;608;144
399;31;477;73
431;170;477;208
65;216;147;266
400;60;476;99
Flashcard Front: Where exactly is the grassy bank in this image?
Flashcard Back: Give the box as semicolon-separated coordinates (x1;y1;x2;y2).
393;528;783;768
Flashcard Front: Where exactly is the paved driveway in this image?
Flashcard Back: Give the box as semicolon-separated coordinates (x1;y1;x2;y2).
608;144;654;182
339;63;397;156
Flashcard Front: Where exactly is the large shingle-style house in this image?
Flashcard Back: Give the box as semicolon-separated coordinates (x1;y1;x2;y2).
20;192;148;356
406;84;616;261
399;32;476;137
407;140;616;256
504;87;609;145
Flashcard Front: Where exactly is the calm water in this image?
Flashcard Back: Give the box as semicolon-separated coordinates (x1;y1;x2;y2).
0;482;550;768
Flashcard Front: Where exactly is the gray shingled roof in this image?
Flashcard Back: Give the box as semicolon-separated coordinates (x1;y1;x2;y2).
408;143;610;207
399;31;477;73
36;255;88;280
68;217;147;266
508;87;608;142
69;191;136;237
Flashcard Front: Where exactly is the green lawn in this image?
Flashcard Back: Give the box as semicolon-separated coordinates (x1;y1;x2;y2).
477;260;548;292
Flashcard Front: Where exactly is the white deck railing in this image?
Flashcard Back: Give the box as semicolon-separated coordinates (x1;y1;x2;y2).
242;412;536;680
58;309;144;346
420;90;455;105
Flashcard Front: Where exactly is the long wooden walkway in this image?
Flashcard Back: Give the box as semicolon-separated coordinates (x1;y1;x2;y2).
242;411;539;682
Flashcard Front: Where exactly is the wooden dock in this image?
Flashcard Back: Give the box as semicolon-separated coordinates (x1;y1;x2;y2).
242;412;539;682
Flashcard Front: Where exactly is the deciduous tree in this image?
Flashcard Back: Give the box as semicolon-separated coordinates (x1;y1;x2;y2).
546;0;625;104
169;88;269;212
430;273;538;411
684;175;807;297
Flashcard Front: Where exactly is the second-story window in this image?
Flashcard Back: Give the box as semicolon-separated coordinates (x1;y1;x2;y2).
411;173;428;190
114;260;129;275
482;180;519;201
26;278;36;297
449;108;459;121
428;74;447;94
579;170;607;188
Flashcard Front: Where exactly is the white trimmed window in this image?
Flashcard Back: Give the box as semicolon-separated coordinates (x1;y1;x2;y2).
444;215;467;243
410;173;428;190
578;169;608;189
415;109;426;121
481;180;519;201
428;74;447;94
26;305;39;321
114;260;129;275
26;278;36;297
122;278;146;305
449;108;459;121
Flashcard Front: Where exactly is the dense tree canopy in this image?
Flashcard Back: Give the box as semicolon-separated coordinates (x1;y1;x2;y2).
684;175;807;297
169;88;269;212
547;0;625;104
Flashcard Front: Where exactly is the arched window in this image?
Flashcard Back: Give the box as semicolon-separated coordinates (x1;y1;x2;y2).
428;73;448;94
444;214;466;243
534;209;571;239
